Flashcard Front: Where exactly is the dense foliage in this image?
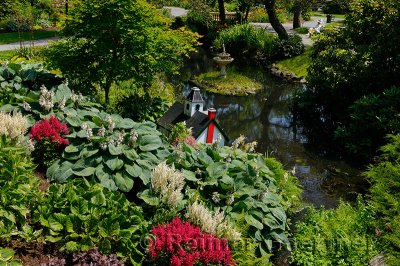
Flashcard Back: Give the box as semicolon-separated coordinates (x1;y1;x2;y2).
291;198;379;265
44;0;199;102
366;134;400;265
214;24;304;61
0;62;303;264
36;179;146;263
293;0;400;163
113;92;170;123
0;136;42;240
166;144;292;255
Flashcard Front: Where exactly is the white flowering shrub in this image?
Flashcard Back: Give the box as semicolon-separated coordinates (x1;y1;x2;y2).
150;161;185;207
0;112;28;142
186;201;241;242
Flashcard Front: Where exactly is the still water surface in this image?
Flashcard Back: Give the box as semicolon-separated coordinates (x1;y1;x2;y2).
180;50;367;208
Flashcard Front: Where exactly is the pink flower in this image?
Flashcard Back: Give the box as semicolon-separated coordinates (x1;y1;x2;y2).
30;115;70;146
148;217;235;266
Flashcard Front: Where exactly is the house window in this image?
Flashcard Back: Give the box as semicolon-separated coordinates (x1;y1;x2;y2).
186;104;189;110
195;104;200;111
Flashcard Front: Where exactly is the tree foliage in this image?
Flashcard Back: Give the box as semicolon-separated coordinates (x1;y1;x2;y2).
293;0;400;164
44;0;199;102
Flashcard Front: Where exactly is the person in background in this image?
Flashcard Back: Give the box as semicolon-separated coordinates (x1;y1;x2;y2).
308;19;323;37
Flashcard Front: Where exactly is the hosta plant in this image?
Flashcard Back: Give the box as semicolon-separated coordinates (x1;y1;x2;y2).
34;178;147;264
0;247;22;266
0;63;171;192
46;117;170;192
166;144;291;255
0;136;43;240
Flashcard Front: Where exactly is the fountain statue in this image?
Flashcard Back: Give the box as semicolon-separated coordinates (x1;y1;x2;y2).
213;44;234;78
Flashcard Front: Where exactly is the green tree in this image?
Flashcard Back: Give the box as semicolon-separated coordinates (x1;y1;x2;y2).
263;0;289;39
292;0;400;163
44;0;198;103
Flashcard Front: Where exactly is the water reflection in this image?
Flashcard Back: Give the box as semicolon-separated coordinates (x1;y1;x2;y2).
181;50;366;208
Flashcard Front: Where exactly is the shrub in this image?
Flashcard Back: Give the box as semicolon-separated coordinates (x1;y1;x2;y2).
291;198;380;265
147;217;234;266
113;92;169;123
366;134;400;265
169;121;193;146
186;0;217;43
247;7;269;23
273;34;305;59
34;179;147;264
214;24;277;59
167;144;293;255
30;115;70;168
72;249;124;266
335;86;400;163
0;136;43;240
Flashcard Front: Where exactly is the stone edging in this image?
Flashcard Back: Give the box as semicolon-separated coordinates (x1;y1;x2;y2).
268;63;307;84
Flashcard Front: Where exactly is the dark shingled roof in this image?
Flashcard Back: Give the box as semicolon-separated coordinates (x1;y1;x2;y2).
186;111;210;138
186;88;204;103
157;103;188;132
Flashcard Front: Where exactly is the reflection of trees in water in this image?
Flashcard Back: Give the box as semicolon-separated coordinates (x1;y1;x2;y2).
180;51;365;207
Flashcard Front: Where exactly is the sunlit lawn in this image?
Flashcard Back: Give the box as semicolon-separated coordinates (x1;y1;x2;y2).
0;30;59;45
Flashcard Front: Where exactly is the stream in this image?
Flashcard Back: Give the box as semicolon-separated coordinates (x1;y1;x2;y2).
180;50;368;208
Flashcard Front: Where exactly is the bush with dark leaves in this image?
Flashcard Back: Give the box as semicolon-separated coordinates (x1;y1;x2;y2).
73;248;124;266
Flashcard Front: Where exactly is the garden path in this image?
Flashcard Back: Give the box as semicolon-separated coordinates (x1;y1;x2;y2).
251;16;345;46
0;37;60;51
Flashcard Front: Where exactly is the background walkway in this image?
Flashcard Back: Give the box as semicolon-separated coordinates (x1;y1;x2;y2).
0;37;60;51
251;16;344;46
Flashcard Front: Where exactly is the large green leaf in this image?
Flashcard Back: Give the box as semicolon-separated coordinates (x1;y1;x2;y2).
138;189;160;206
206;162;228;178
65;145;79;153
245;214;263;230
138;135;162;151
182;169;199;182
71;199;89;215
73;167;96;177
125;164;142;178
123;148;138;161
99;218;120;238
114;172;134;192
48;216;63;232
109;144;123;155
105;157;124;171
270;207;286;223
91;189;106;206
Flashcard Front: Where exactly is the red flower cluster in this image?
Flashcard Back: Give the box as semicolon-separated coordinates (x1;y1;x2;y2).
148;217;235;266
30;116;70;145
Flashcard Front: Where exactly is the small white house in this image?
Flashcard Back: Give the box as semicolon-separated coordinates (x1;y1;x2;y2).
157;87;229;146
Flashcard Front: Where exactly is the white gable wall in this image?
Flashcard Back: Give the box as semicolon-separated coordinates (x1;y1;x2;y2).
195;125;225;146
213;127;225;146
196;130;207;144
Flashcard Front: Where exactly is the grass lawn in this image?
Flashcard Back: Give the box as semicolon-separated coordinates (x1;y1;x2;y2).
0;50;16;61
309;11;346;19
276;48;312;79
191;69;263;96
0;30;59;45
0;46;46;62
